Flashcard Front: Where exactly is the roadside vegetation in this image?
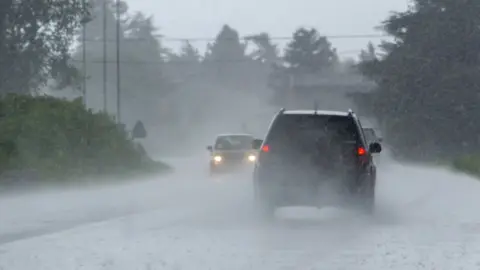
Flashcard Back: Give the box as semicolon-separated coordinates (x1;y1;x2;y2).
351;0;480;176
0;95;171;187
1;0;478;184
452;155;480;178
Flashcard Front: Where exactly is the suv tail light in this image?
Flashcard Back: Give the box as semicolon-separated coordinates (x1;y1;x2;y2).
357;146;368;165
261;145;270;152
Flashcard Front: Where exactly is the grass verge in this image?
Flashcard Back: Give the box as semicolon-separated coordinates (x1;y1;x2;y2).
452;155;480;177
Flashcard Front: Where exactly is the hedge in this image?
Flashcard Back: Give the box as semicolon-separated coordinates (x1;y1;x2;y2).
0;94;170;183
452;155;480;177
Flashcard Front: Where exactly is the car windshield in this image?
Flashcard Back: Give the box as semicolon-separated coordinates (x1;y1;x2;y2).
214;135;253;150
265;114;360;154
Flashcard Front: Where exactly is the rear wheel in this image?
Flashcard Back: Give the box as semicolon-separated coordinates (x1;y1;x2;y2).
353;185;375;215
358;193;375;215
351;172;375;215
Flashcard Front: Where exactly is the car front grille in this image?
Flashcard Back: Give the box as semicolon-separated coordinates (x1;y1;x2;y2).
222;152;246;161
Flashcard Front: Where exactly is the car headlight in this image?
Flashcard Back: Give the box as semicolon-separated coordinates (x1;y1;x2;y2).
247;155;256;162
213;155;222;162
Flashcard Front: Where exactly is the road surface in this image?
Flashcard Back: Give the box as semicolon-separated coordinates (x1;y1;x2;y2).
1;157;480;269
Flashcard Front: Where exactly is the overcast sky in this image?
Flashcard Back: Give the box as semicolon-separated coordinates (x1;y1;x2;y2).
125;0;410;59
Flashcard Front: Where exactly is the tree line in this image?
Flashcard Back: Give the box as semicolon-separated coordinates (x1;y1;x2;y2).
355;0;480;162
0;0;478;162
0;0;173;183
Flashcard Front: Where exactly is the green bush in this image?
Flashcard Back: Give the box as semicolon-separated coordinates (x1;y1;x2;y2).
452;155;480;177
0;94;170;181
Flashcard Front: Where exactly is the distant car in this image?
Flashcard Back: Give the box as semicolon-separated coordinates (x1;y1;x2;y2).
252;109;382;219
207;133;258;175
363;127;382;145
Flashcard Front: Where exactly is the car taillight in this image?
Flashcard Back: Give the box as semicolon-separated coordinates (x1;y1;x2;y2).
357;146;369;165
357;147;366;156
261;145;269;152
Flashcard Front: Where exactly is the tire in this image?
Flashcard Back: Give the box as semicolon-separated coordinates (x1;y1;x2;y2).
348;172;375;215
359;194;375;215
354;187;375;215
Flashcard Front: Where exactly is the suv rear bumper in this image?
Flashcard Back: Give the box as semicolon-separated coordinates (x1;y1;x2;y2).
254;169;374;207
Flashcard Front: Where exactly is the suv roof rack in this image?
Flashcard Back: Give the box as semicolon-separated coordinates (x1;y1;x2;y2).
347;109;355;118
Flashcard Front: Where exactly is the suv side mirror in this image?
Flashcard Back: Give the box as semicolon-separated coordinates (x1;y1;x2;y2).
252;139;263;150
369;142;382;153
206;145;212;151
377;137;383;143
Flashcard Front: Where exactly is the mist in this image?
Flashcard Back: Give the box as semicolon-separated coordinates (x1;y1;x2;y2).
2;0;480;269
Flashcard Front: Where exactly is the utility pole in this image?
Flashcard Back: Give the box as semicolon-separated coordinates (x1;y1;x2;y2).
115;0;121;123
102;0;108;112
81;0;87;106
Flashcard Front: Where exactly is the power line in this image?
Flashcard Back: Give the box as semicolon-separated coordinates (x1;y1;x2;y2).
71;53;365;65
78;33;390;43
161;33;389;41
72;59;269;65
0;49;363;67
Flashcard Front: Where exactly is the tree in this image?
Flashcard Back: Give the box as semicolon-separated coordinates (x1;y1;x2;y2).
73;0;123;113
73;1;173;129
121;11;173;125
357;0;480;160
284;27;338;74
0;0;90;94
203;25;250;85
359;42;377;62
205;25;247;63
266;27;339;106
164;40;202;81
245;33;280;64
175;41;201;63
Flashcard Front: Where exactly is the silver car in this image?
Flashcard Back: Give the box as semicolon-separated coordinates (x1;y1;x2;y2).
363;127;382;145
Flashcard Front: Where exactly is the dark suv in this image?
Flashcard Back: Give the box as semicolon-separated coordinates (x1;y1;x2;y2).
251;109;381;218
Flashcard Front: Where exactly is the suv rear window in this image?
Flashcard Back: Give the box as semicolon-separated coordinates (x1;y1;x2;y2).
265;114;361;153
